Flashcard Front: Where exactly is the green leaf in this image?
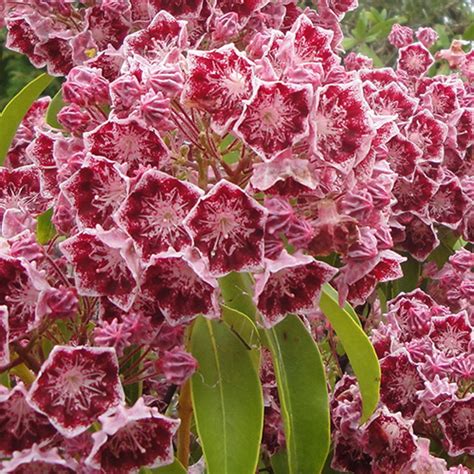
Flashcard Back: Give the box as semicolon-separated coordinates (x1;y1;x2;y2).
190;317;263;474
464;23;474;40
140;459;186;474
395;256;421;293
319;286;380;423
0;73;54;165
342;37;357;50
263;315;330;474
36;208;56;245
122;346;144;405
271;450;290;474
221;304;261;371
321;284;361;328
218;272;256;320
0;371;11;388
46;90;65;129
358;44;384;67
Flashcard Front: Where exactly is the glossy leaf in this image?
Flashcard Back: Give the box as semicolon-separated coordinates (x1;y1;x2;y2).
221;304;260;351
321;284;361;328
219;272;256;320
263;315;330;474
190;317;263;474
0;73;54;165
36;208;56;245
140;458;186;474
46;90;65;129
319;284;380;422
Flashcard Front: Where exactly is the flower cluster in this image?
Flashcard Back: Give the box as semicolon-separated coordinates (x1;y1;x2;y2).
0;0;473;471
331;285;473;472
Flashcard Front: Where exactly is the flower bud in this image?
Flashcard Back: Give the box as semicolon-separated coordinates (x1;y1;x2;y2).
156;348;198;385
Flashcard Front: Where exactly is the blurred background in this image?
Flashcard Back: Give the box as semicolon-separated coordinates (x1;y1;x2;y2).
1;0;473;108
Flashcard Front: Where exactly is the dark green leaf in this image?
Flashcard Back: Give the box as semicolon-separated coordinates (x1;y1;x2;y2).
122;346;144;405
0;371;11;388
0;73;54;165
319;286;380;423
36;208;56;245
190;317;263;474
263;315;330;474
395;256;421;293
46;90;65;129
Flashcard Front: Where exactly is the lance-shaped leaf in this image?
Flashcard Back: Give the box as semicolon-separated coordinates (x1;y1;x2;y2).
140;458;187;473
190;317;263;474
36;208;56;245
46;90;65;129
263;315;330;474
219;272;256;320
0;73;53;165
320;283;380;422
221;303;261;370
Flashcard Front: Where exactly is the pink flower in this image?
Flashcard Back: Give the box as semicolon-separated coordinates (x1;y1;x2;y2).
0;383;57;455
388;24;414;49
398;42;434;76
59;228;139;311
363;408;417;473
28;346;124;437
379;349;425;418
235;81;312;159
254;252;337;327
436;40;469;69
184;180;267;276
141;251;219;325
86;398;179;472
415;27;439;48
438;395;474;456
1;445;76;473
183;45;255;134
84;118;168;176
115;170;202;260
61;154;128;230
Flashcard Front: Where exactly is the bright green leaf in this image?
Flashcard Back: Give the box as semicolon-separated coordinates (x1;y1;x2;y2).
319;286;380;423
263;315;330;474
36;208;56;245
140;458;186;474
46;90;65;129
0;73;54;165
190;317;263;474
321;284;361;328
